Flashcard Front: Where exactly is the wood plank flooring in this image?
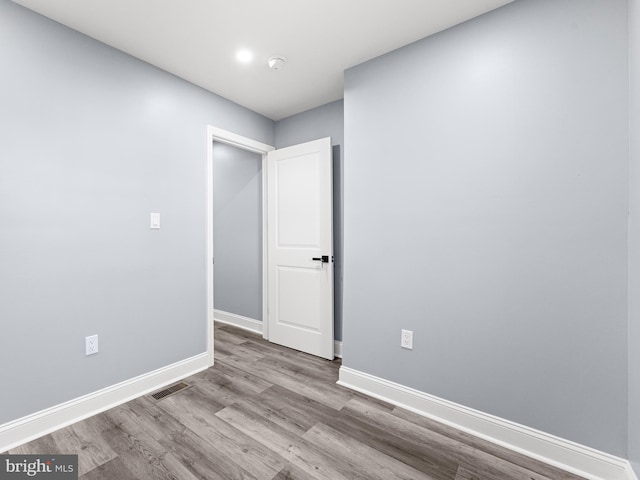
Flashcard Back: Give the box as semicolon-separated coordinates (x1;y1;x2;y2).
8;323;586;480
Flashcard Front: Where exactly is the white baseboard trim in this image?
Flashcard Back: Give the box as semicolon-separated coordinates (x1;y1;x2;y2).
0;352;209;453
334;340;343;358
214;310;343;359
214;309;263;335
338;366;634;480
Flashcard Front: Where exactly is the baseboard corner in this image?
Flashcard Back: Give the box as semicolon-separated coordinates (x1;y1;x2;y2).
626;461;640;480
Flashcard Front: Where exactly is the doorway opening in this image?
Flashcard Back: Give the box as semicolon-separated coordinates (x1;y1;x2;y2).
212;142;263;329
206;126;273;366
206;126;335;363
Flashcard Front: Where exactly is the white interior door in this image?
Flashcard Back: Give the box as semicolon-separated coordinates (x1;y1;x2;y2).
267;137;333;359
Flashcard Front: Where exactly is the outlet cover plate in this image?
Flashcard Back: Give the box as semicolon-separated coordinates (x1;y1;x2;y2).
401;329;413;350
86;334;99;355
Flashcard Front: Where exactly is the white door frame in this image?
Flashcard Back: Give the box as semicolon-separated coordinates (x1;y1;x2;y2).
206;125;274;366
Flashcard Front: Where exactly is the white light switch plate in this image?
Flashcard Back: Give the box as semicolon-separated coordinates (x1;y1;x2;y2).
150;212;160;229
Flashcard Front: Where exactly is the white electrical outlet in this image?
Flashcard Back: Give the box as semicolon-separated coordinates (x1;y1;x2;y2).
85;335;99;355
401;329;413;349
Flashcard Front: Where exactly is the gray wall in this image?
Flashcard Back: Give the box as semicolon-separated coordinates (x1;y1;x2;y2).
212;143;263;320
275;100;344;149
275;100;345;341
343;0;628;456
629;0;640;472
0;0;273;425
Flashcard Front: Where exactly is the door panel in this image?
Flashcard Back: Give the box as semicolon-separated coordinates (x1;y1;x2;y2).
267;137;333;359
275;154;321;247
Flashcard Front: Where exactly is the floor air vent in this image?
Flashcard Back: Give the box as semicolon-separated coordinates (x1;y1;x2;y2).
150;382;190;400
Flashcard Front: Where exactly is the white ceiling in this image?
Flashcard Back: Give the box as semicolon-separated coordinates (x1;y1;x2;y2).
12;0;513;120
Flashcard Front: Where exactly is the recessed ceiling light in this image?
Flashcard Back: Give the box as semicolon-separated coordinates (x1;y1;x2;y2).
236;50;253;64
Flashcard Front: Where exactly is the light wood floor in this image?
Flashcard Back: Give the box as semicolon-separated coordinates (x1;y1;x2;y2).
9;323;586;480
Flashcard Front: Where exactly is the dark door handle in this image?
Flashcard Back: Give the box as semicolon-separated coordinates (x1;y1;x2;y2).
312;255;329;263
